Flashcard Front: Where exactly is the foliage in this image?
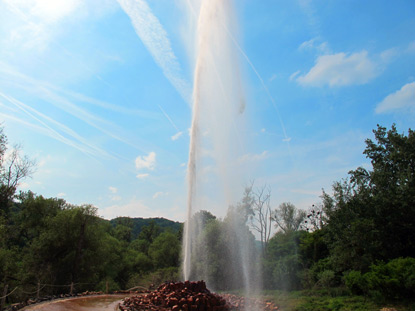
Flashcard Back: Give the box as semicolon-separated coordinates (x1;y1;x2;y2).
322;125;415;273
264;231;306;290
189;204;259;291
110;217;181;240
272;202;306;233
1;123;415;308
344;257;415;300
264;289;380;311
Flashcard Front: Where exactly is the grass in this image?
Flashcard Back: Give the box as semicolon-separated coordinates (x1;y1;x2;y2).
262;289;415;311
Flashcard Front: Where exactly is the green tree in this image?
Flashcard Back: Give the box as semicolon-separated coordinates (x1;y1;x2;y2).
272;202;306;233
324;124;415;272
148;231;180;269
264;231;307;290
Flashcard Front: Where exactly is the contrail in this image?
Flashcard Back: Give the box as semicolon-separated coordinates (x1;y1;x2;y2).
0;91;114;160
0;63;149;153
158;104;180;132
222;23;291;145
117;0;192;104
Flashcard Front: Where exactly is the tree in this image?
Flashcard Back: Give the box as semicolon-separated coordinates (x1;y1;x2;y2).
272;202;306;233
0;127;35;215
246;183;273;256
148;231;180;269
302;203;327;232
263;231;307;290
324;124;415;272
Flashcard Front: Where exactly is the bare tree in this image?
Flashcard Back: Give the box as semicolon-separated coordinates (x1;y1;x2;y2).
1;144;36;189
0;143;36;208
247;182;273;256
302;203;327;232
272;202;306;233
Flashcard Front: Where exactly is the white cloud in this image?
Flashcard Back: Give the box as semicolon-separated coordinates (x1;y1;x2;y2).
298;38;329;54
3;0;82;50
269;73;278;82
136;173;149;179
380;48;399;63
171;131;183;141
237;151;268;164
135;151;156;170
376;82;415;114
57;192;66;197
153;191;168;199
297;51;378;87
116;0;191;103
108;186;118;193
289;70;301;81
29;0;81;22
111;195;122;201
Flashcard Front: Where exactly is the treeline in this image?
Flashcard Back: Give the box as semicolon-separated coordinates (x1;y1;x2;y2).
261;124;415;300
186;124;415;301
0;126;183;303
0;191;182;297
1;124;414;303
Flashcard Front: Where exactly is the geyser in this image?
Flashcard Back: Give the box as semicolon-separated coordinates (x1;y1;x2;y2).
182;0;261;307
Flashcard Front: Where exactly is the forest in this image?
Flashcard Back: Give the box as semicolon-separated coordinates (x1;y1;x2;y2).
1;124;414;309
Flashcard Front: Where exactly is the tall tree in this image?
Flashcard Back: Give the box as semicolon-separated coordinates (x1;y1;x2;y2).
272;202;306;233
0;127;35;215
246;183;273;256
325;124;415;272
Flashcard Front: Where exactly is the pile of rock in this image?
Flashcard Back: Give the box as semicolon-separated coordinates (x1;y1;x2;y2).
220;294;279;310
119;281;229;311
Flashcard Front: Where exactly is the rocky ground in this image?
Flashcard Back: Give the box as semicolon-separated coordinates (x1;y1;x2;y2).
119;281;279;311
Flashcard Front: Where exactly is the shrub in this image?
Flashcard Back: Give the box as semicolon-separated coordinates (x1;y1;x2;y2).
344;270;365;295
344;257;415;300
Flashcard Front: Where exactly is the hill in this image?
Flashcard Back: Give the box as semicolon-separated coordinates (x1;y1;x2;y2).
110;216;182;240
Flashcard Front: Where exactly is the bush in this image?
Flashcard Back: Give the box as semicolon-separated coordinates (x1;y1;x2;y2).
344;257;415;300
317;270;335;288
344;270;365;295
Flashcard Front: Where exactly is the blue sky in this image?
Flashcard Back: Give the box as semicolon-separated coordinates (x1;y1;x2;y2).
1;0;414;221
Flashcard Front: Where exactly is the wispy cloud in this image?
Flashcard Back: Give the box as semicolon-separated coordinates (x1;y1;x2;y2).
376;82;415;114
171;131;183;141
135;152;156;170
238;151;268;164
298;37;329;54
0;91;114;159
296;51;378;87
153;191;168;199
0;64;148;155
136;173;149;179
2;0;82;50
117;0;191;103
109;186;118;194
406;41;415;54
